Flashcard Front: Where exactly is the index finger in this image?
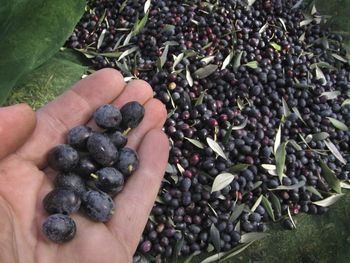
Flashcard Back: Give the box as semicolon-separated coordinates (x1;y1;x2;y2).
17;68;126;167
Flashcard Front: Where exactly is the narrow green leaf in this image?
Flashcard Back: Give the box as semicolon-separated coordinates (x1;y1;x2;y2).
311;62;337;71
201;55;216;65
165;163;176;174
118;46;138;61
174;236;185;262
176;163;185;174
278;17;287;31
122;31;133;46
305;134;313;143
158;44;169;69
195;90;206;106
172;53;184;71
270;192;281;216
312;132;329;141
327;117;349;131
292;107;307;125
230;163;250;173
201;252;225;263
161;24;175;34
276;142;288;183
221;242;255;261
270;42;282;51
166;89;176;109
341;98;350;107
223;118;248;143
315;65;327;85
320;160;342;193
313;194;345;207
185;66;193;87
306;186;323;199
292;0;304;9
194;64;218;79
183;251;201;263
229;204;245;223
237;97;245;110
184;137;205;149
274;124;282;155
332;53;348;63
211;173;236;193
259;22;269;34
289;139;302;151
233;51;243;72
247;0;257;7
282;97;291;117
245;60;258;69
208;203;218;217
300;19;313;27
163;40;179;46
132;12;149;36
207;137;228;160
269;180;305;191
262;196;275;221
320;91;341;100
340;181;350;189
221;51;234;70
324;139;347;165
97;29;107;50
287;207;297;229
144;0;151;14
210;224;221;252
251;195;263;212
240;232;269;243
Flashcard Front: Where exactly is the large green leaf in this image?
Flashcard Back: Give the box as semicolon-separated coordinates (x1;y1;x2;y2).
6;49;89;109
0;0;85;105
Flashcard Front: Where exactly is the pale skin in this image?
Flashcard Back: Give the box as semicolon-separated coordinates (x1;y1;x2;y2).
0;69;169;263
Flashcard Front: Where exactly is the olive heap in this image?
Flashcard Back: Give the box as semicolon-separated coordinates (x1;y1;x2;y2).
42;102;144;243
66;0;350;260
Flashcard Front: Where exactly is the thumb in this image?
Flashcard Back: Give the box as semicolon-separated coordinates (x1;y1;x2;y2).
0;103;36;160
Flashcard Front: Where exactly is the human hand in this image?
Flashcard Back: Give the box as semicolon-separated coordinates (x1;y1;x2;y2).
0;69;169;263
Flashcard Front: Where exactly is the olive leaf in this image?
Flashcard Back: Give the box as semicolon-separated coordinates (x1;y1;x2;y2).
315;65;327;85
311;62;337;71
299;32;306;42
210;224;221;252
118;46;139;61
312;132;329;141
185;66;194;87
221;51;234;70
165;163;176;174
144;0;151;13
123;31;133;46
306;186;323;199
324;139;347;165
313;194;345;207
274;124;282;155
262;196;276;221
247;0;257;7
259;23;269;34
211;173;236;193
161;24;175;34
194;64;218;79
320;160;342;194
183;251;201;263
201;252;225;263
208;203;218;217
300;19;314;27
97;29;107;50
269;180;305;191
174;236;185;262
289;139;302;151
305;134;313;143
158;44;169;69
233;51;244;72
245;61;258;69
176;163;185;174
230;163;250;173
332;53;348;63
292;107;307;125
278;18;287;31
172;53;184;71
229;203;245;223
320;91;341;100
223;118;248;143
237;97;246;110
207;137;228;160
261;164;277;174
292;0;304;9
195;90;206;106
132;12;149;36
287;207;297;229
184;137;205;149
270;192;281;216
341;98;350;107
240;232;269;243
251;195;263;212
340;181;350;189
163;40;179;46
276;141;288;183
270;42;282;51
282;97;291;117
221;242;255;261
201;55;216;65
327;117;349;131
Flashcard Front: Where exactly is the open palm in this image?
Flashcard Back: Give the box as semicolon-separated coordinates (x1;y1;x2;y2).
0;69;169;263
